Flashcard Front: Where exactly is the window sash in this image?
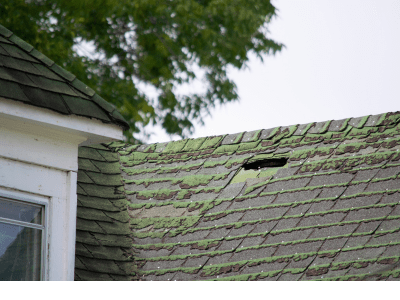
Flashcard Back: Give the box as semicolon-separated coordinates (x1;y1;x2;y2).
0;190;48;281
0;197;43;225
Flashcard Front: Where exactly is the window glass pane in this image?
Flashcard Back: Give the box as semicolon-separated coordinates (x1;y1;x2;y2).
0;198;42;224
0;222;42;281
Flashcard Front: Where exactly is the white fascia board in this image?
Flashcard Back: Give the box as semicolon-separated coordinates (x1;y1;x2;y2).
0;97;126;145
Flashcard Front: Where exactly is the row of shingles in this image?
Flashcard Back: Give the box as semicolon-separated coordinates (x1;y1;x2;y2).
0;25;127;130
75;144;134;281
142;114;400;278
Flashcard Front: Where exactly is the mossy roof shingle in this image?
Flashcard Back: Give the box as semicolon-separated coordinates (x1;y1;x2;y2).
0;24;129;131
90;111;400;281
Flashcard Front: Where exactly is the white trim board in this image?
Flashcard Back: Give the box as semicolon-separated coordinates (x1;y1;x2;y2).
0;97;126;146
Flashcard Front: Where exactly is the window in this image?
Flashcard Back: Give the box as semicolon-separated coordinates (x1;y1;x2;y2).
0;191;48;281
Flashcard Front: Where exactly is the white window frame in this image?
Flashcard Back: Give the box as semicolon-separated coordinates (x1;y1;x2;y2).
0;188;49;281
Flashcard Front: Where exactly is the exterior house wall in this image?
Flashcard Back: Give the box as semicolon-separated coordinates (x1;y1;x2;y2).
0;98;124;280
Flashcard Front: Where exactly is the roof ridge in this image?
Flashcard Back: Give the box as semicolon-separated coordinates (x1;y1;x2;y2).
0;24;129;131
110;111;400;154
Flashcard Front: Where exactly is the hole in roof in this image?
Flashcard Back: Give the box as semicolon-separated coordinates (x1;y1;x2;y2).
243;158;288;170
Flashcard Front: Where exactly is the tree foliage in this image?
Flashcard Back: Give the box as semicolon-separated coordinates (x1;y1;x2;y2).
1;0;283;143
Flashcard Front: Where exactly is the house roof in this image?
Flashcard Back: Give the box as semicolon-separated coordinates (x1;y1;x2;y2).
84;111;400;281
0;25;129;131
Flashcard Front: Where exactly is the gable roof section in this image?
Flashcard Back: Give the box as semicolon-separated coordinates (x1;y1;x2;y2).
0;24;129;131
75;144;135;280
105;111;400;281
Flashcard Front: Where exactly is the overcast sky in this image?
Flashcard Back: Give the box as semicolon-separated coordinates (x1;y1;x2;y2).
147;0;400;144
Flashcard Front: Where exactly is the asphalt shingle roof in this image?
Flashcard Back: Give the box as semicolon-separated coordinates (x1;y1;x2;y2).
75;144;135;280
0;24;129;131
84;111;400;281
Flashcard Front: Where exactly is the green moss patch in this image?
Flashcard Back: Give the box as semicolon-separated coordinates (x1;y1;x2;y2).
131;215;201;230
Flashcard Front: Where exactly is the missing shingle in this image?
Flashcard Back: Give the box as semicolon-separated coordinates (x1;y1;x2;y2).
243;158;288;170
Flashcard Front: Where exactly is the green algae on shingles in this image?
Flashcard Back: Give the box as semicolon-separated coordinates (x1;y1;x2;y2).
142;250;320;277
181;137;207;152
130;189;178;200
130;186;224;201
132;201;400;241
124;172;230;188
138;237;400;267
198;135;225;150
278;136;303;146
274;125;298;141
111;115;400;281
176;187;224;200
230;168;259;184
207;270;281;281
317;269;400;281
133;214;400;251
131;215;201;230
299;150;396;172
237;141;261;152
290;145;338;161
203;159;229;168
213;144;240;154
127;198;203;210
122;161;205;176
138;266;201;276
225;157;250;168
162;139;189;153
120;152;150;163
138;222;400;257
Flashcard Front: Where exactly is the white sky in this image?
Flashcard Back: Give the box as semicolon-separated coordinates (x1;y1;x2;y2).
147;0;400;143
